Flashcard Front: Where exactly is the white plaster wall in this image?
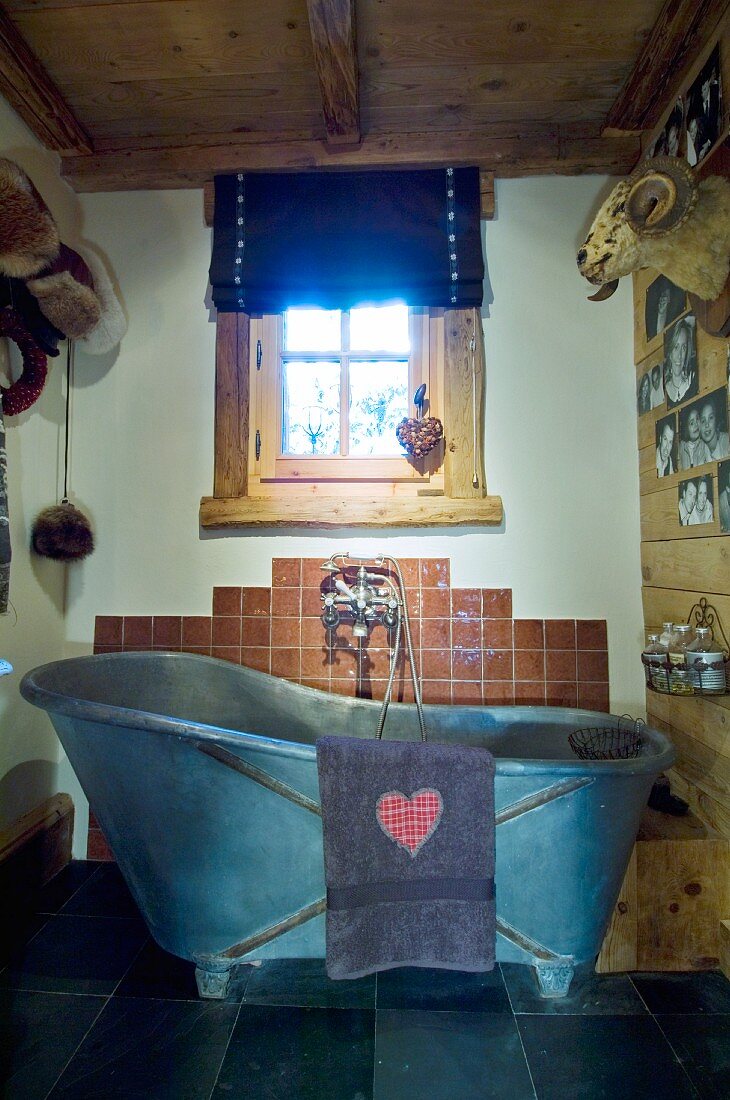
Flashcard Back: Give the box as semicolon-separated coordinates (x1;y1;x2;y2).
0;100;87;832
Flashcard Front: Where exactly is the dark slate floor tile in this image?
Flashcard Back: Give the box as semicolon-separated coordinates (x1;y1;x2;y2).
0;912;48;970
36;861;99;914
518;1014;697;1099
60;861;141;919
213;1003;375;1099
0;914;149;995
501;961;648;1015
657;1014;730;1100
0;989;105;1100
115;938;248;1003
632;971;730;1015
244;958;376;1009
374;1009;535;1100
376;965;510;1012
48;996;238;1099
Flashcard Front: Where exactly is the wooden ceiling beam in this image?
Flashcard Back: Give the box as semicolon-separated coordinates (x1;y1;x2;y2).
0;4;93;153
305;0;360;146
603;0;730;135
60;127;640;192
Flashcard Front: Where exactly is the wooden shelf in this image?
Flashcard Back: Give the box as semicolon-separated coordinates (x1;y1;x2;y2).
199;494;503;529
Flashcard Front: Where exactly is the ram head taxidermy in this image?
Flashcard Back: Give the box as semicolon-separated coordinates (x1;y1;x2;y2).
576;156;730;303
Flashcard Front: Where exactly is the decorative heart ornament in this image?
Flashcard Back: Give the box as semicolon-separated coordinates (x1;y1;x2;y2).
395;416;444;458
376;788;443;857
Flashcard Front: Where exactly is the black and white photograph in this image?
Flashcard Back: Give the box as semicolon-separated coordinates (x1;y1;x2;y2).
645;274;686;340
678;474;715;526
656;412;678;478
649;361;665;409
637;371;651;415
686;45;723;165
664;314;698;408
648;99;684;159
697;388;730;462
719;460;730;533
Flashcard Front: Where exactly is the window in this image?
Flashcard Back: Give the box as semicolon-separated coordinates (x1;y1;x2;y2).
250;304;445;493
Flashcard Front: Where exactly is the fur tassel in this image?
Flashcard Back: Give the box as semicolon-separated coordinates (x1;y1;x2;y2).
77;247;128;354
0;159;60;279
26;271;102;338
31;503;94;561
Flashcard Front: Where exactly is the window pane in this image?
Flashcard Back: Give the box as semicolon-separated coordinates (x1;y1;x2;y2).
284;308;341;352
349;360;409;456
350;304;410;353
282;360;340;455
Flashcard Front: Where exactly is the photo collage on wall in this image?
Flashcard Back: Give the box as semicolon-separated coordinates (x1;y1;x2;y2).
642;280;730;531
646;44;723;166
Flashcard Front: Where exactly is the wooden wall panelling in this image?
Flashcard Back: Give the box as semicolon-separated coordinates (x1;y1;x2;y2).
641;485;722;541
669;766;730;838
646;690;730;754
642;537;730;594
642;586;730;642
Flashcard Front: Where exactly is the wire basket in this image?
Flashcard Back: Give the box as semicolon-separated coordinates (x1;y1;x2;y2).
642;654;729;697
568;715;645;761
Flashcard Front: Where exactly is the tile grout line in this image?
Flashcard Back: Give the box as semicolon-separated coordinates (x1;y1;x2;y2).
41;992;111;1100
207;1001;244;1099
650;1013;702;1098
629;977;702;1098
499;964;539;1100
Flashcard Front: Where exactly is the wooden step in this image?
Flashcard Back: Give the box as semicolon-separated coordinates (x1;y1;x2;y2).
597;807;729;973
720;920;730;981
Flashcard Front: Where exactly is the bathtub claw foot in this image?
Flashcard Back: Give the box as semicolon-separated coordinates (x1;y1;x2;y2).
533;959;574;999
195;963;233;1000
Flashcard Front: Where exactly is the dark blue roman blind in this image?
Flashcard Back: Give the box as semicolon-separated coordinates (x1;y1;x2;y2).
209;167;484;313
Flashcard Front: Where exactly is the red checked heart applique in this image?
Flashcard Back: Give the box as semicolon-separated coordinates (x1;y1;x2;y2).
375;788;443;857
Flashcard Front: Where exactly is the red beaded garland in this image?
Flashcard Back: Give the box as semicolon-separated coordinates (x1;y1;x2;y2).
0;307;49;416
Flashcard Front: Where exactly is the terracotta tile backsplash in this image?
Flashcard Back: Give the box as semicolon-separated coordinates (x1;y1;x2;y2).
94;558;610;715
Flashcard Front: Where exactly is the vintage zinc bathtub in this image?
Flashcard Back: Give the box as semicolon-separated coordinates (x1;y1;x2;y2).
21;651;674;999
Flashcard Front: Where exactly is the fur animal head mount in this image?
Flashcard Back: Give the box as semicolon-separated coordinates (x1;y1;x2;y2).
576;156;730;302
0;159;126;354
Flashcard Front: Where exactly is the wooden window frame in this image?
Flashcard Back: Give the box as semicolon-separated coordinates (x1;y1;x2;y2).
200;308;503;528
253;306;443;491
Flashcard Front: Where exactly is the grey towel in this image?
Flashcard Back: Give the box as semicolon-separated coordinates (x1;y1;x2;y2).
0;394;10;614
316;736;496;980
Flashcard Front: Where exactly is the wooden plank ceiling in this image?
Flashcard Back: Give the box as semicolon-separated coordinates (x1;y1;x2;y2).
0;0;725;191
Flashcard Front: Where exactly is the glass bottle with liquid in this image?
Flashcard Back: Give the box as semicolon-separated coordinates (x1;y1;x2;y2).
642;633;668;691
667;624;695;695
686;627;726;694
659;622;674;648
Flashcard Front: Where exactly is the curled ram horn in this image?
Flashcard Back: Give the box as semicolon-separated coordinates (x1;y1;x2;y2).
587;279;619;301
625;156;698;237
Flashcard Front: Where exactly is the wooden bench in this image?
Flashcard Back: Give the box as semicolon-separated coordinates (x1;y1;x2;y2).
597;806;729;972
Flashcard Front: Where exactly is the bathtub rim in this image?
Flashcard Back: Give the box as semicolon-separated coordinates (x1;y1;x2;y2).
21;650;676;777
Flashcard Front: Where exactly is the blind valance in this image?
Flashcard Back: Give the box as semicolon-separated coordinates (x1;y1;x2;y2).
210;166;484;313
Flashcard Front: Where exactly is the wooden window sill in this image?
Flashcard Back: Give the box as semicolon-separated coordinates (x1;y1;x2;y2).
199;494;503;528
